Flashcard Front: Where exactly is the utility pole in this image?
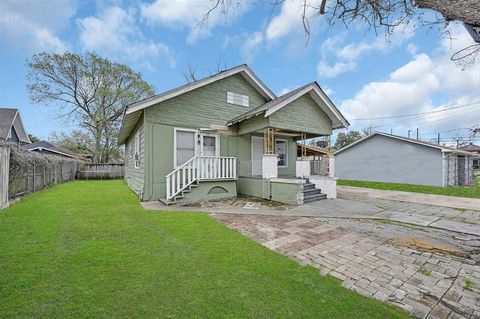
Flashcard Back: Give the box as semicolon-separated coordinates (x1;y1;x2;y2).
408;130;411;138
390;128;393;135
437;133;440;145
416;128;419;140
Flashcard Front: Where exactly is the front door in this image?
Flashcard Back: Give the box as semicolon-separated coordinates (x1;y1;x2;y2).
251;136;263;176
200;133;219;157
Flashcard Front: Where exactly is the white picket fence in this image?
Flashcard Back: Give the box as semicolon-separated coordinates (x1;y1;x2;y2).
166;156;236;201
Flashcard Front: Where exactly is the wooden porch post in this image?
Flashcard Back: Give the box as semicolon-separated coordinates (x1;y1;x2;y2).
263;127;276;154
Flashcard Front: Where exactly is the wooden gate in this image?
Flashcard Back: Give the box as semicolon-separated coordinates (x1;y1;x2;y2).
0;145;10;210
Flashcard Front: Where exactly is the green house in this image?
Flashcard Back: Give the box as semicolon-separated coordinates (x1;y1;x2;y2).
118;65;349;205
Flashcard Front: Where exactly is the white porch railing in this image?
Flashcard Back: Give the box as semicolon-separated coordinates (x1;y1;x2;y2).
165;156;236;201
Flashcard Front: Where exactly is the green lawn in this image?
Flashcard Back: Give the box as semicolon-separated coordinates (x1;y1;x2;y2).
0;181;407;318
337;179;480;198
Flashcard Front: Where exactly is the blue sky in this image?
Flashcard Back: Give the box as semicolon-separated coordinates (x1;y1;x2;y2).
1;0;479;145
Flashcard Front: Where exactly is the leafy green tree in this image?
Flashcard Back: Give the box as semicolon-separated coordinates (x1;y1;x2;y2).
49;130;94;157
28;134;40;143
27;52;154;163
334;131;363;149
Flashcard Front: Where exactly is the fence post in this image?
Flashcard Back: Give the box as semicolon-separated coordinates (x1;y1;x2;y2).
0;145;10;210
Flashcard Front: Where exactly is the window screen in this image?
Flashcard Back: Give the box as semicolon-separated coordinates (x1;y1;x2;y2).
176;130;195;166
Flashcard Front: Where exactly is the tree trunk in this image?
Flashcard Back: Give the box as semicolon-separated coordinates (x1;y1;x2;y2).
93;130;102;164
416;0;480;25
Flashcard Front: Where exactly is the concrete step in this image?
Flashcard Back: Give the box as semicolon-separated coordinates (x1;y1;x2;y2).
303;193;327;203
304;183;316;190
303;187;321;195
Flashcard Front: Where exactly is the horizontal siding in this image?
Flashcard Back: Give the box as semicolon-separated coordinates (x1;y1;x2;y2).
144;74;267;129
124;118;145;197
269;94;332;136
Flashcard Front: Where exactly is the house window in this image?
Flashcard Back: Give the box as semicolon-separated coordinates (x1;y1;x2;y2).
175;129;196;167
227;91;249;107
276;139;287;167
134;131;140;169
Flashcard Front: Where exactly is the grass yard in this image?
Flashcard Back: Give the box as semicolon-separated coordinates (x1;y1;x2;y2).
337;179;480;198
0;181;407;318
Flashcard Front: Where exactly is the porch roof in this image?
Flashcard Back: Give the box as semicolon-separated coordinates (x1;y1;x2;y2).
227;82;349;130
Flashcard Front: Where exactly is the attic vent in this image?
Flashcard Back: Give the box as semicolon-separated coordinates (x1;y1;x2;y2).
227;91;249;107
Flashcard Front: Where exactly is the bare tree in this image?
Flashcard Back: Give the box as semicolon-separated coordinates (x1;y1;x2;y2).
183;58;229;83
27;52;155;163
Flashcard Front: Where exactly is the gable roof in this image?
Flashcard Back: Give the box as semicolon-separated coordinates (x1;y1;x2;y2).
22;140;76;158
334;132;477;156
0;108;31;143
459;143;480;153
118;64;276;145
126;64;275;116
227;82;349;129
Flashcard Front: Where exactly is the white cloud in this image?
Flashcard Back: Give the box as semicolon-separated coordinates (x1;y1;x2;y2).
317;60;357;78
407;43;418;55
266;0;308;41
0;0;74;52
141;0;250;43
78;6;175;67
339;24;480;133
318;26;414;78
241;32;263;62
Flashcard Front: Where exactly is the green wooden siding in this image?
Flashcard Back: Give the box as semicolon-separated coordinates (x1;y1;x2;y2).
144;74;267;129
124;117;145;198
236;115;268;135
269;94;332;135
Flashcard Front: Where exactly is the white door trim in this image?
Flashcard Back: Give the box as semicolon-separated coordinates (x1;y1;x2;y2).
200;132;220;157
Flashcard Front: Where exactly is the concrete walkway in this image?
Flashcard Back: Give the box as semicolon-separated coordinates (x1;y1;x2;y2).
338;186;480;211
142;193;480;236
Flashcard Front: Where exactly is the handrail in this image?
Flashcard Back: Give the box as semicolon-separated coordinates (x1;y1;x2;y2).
165;156;237;201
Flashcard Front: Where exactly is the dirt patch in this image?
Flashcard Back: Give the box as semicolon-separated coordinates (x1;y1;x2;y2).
185;195;294;210
391;236;459;254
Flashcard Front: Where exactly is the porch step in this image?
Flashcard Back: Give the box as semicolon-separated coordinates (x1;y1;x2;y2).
303;193;327;203
303;181;327;203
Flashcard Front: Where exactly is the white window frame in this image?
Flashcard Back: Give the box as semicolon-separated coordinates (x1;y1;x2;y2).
174;128;198;168
134;131;140;169
276;139;288;167
200;133;220;157
227;91;249;107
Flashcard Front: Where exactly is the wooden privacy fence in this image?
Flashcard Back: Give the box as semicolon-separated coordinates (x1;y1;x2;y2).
77;163;125;180
0;145;10;209
8;159;78;199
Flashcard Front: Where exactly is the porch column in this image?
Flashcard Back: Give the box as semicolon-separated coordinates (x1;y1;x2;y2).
262;154;278;179
328;155;335;178
296;160;311;178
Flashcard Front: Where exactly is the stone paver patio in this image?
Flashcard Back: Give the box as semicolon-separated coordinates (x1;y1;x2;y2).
212;214;480;319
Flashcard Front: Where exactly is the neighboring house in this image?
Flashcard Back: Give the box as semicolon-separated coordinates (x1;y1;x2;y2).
459;143;480;170
22;140;77;158
335;132;476;187
0;108;31;145
118;64;349;205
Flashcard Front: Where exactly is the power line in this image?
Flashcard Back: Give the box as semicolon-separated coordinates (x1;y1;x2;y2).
352;101;480;121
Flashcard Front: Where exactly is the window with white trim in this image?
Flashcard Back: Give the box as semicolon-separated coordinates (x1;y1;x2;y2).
176;129;196;167
134;131;140;169
227;91;249;107
276;140;287;167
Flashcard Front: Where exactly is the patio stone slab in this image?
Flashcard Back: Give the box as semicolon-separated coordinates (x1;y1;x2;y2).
212;213;480;319
373;210;440;226
430;220;480;236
